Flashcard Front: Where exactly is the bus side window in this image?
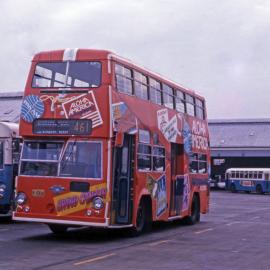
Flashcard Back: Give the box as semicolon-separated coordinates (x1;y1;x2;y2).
163;84;174;109
115;64;133;95
186;94;195;116
149;78;162;105
258;172;263;179
134;71;148;100
195;98;204;120
137;144;151;171
175;90;186;113
265;173;269;181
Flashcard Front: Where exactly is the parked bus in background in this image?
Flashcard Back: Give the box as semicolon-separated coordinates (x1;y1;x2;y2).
226;168;270;194
0;122;21;217
13;49;210;234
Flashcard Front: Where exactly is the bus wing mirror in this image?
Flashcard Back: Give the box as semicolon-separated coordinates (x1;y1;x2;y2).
115;132;124;147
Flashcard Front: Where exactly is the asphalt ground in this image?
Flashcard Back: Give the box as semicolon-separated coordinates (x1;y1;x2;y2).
0;191;270;270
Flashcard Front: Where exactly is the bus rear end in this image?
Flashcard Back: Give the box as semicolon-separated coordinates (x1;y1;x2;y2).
13;49;113;231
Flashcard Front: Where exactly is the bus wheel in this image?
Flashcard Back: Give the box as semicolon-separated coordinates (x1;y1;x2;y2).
131;198;152;236
230;183;237;193
184;194;200;225
256;185;264;194
48;224;68;234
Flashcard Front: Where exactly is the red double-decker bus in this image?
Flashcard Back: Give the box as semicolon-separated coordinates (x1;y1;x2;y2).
13;49;210;234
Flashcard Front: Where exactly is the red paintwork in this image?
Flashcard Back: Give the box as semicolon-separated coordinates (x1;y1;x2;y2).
14;49;210;228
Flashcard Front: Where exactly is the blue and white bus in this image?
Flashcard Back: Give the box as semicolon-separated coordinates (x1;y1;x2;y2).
226;168;270;194
0;122;21;217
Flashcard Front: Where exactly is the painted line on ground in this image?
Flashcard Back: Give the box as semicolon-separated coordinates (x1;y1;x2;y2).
194;228;213;234
226;221;241;226
148;240;170;247
250;216;260;220
73;253;116;266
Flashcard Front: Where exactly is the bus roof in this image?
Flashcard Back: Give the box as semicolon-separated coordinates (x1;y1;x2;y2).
226;168;270;173
0;122;19;138
32;48;204;101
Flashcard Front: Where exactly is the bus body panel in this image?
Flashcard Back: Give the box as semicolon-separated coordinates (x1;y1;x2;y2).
0;165;14;215
14;176;107;224
0;123;20;216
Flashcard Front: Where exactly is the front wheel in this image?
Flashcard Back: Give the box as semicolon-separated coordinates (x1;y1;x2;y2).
130;199;152;236
48;224;68;234
184;194;200;225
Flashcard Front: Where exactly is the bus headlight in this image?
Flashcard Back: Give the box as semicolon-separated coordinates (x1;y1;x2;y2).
15;193;27;205
0;184;6;198
92;197;104;210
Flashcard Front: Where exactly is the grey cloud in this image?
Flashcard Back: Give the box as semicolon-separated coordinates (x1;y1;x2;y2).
1;0;270;119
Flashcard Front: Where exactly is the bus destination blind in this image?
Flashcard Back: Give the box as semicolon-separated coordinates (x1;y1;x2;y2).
33;119;92;135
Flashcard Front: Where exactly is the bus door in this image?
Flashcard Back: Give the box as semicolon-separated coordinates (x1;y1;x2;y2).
112;134;135;224
170;143;184;216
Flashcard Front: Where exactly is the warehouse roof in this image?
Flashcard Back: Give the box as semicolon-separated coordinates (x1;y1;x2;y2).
209;119;270;148
0;91;23;123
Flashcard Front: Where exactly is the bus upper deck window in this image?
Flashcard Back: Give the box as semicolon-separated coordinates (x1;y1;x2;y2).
175;90;185;113
32;61;101;88
115;64;132;95
149;78;162;105
163;84;174;109
195;98;205;120
134;71;148;100
186;94;195;116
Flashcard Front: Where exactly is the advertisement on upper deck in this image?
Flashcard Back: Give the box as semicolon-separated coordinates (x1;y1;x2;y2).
191;119;209;152
20;91;105;136
156;108;209;153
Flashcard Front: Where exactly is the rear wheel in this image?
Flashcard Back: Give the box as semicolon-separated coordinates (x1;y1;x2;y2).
256;184;264;194
184;194;200;225
230;183;237;193
48;224;68;234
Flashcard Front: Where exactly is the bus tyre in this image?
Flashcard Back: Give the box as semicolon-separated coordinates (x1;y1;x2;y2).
48;224;68;234
184;194;200;225
256;184;264;194
230;183;237;193
131;198;152;236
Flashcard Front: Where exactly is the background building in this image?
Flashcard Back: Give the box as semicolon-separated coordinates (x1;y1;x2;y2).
0;92;23;122
209;119;270;181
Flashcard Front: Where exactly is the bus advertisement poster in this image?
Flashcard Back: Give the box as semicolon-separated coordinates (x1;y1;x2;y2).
156;175;167;217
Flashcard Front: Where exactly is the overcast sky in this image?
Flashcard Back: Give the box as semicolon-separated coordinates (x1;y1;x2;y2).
1;0;270;119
